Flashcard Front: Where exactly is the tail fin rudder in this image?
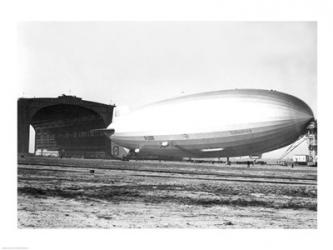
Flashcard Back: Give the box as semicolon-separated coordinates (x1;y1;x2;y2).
90;128;115;137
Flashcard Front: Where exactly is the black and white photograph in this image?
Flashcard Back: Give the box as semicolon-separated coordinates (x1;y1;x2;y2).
17;21;317;229
1;1;333;249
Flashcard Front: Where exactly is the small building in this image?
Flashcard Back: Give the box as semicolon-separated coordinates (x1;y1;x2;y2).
292;154;309;165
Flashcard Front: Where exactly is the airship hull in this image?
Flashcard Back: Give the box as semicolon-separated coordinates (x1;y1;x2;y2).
108;89;314;158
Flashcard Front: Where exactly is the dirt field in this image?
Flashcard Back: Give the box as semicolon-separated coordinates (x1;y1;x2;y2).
17;157;317;228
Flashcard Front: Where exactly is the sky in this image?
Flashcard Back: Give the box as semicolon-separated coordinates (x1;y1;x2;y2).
18;22;317;158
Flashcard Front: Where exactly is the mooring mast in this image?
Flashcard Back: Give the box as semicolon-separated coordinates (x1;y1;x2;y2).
307;120;317;166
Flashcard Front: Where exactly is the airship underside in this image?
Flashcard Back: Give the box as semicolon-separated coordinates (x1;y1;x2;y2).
108;89;314;159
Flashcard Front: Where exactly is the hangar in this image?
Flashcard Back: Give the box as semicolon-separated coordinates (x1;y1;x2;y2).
18;95;115;158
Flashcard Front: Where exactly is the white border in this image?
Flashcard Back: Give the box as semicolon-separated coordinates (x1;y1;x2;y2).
1;1;332;250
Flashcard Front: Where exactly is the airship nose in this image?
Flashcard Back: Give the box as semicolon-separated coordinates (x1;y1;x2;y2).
283;93;314;133
292;97;314;121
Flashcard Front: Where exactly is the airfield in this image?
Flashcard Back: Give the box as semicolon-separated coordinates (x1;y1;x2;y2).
17;156;317;228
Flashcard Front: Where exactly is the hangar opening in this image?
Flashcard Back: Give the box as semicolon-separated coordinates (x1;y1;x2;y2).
18;95;115;158
31;104;108;158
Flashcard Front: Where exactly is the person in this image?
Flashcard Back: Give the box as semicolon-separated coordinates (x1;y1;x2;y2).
247;161;250;168
59;148;65;158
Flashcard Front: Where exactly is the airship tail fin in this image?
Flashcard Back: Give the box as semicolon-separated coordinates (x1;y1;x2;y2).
90;128;115;137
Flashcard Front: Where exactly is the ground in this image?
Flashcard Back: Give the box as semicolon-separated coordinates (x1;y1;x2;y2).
17;157;317;228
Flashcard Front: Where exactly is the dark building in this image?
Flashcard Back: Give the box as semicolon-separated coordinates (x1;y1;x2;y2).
18;95;115;158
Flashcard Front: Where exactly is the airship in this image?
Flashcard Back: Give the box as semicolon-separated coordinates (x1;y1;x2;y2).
104;89;314;160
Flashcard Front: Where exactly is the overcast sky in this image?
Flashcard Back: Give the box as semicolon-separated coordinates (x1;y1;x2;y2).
18;22;317;158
